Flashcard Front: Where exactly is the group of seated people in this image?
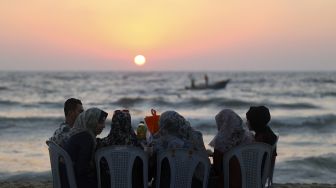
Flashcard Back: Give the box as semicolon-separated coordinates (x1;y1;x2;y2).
49;98;277;188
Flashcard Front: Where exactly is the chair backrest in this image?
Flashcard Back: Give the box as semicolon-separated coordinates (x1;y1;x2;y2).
223;143;272;188
156;148;211;188
46;140;77;188
266;135;279;188
95;145;148;188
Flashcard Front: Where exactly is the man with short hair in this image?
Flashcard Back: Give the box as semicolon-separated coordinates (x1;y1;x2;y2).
50;98;84;147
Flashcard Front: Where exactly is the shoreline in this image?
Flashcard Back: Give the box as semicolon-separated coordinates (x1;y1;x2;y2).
0;181;336;188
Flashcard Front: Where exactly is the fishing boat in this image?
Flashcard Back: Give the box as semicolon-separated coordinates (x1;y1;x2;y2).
185;79;230;90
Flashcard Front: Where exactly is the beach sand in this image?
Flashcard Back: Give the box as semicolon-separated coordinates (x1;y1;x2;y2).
0;181;336;188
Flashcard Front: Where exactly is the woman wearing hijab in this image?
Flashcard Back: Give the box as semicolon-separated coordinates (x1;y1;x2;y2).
151;111;207;188
96;109;143;188
97;109;138;148
209;109;253;188
64;107;108;188
153;111;206;152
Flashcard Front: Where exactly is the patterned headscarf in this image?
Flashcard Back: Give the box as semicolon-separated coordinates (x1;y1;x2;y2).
153;111;205;151
68;107;107;144
99;110;137;146
209;109;253;153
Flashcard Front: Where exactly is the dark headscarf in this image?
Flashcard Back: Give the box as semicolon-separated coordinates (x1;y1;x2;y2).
246;106;271;132
98;110;137;147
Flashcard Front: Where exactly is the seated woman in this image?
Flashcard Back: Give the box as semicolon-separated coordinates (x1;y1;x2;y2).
209;109;253;188
151;111;207;188
96;109;143;188
246;106;277;176
97;109;138;147
64;107;108;188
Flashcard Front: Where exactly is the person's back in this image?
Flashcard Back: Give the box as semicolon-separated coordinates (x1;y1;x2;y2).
209;109;254;188
64;107;108;188
246;106;277;146
246;106;277;179
96;109;143;188
50;98;83;147
65;131;96;188
97;109;138;148
152;111;207;188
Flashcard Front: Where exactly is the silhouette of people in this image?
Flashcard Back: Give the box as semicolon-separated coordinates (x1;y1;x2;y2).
189;74;196;88
204;74;209;86
151;111;207;188
209;109;254;188
246;106;277;177
64;107;108;188
50;98;83;147
96;109;144;188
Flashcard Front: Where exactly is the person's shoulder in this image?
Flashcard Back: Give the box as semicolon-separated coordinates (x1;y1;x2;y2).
261;126;277;145
53;123;69;133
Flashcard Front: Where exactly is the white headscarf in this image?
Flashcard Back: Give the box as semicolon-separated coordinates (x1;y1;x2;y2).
68;107;104;146
209;109;253;153
153;111;206;151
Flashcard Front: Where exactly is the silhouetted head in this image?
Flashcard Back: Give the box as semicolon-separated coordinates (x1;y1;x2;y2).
64;98;83;127
246;106;271;132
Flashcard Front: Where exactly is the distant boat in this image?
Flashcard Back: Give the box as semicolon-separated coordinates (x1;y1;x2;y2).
185;79;230;90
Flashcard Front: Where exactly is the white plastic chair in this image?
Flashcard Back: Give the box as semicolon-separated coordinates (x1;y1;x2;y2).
266;135;279;188
95;145;148;188
156;148;211;188
46;140;77;188
223;143;272;188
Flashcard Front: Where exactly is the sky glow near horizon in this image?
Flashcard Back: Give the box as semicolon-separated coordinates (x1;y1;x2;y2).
0;0;335;71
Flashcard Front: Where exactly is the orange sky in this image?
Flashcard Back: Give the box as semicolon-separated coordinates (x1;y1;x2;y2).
0;0;335;71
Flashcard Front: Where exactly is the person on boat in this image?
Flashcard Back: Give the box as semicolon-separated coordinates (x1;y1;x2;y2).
64;107;108;188
189;74;196;88
204;74;209;87
209;109;254;188
50;98;83;147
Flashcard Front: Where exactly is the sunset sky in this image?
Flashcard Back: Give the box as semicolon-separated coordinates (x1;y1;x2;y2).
0;0;335;71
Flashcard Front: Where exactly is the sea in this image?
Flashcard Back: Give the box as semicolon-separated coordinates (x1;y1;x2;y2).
0;71;335;184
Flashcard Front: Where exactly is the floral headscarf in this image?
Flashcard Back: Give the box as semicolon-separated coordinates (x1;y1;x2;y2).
209;109;253;153
153;111;205;151
98;110;137;147
68;107;107;147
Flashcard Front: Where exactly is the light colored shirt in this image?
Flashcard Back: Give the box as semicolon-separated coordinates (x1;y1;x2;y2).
50;122;71;147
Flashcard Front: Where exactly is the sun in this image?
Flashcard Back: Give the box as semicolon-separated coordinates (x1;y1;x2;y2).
134;55;146;66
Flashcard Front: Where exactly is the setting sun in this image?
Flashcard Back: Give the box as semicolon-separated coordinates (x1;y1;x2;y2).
134;55;146;66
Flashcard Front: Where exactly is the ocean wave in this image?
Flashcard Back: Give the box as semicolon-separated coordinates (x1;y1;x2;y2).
0;117;63;129
113;96;255;108
271;114;336;130
321;92;336;97
112;96;320;111
0;86;8;91
0;100;62;109
286;153;336;173
270;102;319;109
0;124;16;130
0;171;51;181
303;78;336;84
113;97;170;107
0;100;21;106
